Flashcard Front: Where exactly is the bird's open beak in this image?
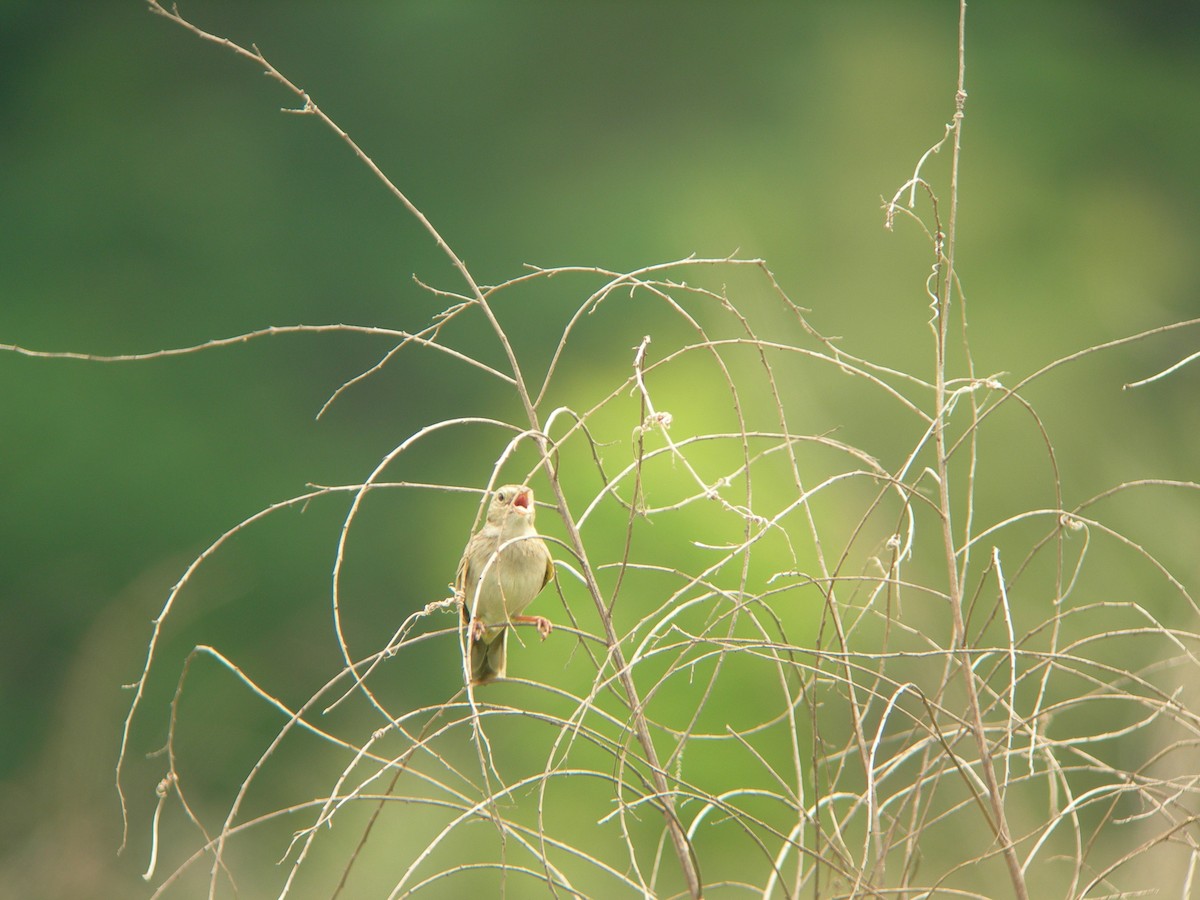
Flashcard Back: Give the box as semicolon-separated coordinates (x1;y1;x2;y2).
513;489;532;512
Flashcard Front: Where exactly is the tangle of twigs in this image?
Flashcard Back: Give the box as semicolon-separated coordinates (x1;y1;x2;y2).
5;3;1198;898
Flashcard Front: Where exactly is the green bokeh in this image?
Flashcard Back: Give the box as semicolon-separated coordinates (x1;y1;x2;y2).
2;2;1197;897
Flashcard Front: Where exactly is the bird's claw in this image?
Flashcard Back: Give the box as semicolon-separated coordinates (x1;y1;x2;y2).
533;616;552;640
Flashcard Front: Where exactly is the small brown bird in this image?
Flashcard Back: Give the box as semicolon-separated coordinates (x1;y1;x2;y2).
456;484;554;684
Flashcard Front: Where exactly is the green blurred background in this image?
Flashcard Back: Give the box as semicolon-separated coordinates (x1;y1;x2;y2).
2;2;1198;897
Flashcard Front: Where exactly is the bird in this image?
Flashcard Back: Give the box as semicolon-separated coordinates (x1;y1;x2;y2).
456;484;555;684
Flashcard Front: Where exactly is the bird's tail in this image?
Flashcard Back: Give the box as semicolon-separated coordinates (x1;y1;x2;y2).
469;626;507;685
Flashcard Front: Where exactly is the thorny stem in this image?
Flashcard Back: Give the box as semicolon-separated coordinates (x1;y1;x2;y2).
515;355;703;896
934;4;1028;899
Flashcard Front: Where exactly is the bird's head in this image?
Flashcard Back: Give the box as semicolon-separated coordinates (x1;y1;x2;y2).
487;484;536;529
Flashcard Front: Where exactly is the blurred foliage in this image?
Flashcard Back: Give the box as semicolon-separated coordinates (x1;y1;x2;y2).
1;2;1198;898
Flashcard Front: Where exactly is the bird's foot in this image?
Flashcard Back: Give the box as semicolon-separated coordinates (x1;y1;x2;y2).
513;615;552;640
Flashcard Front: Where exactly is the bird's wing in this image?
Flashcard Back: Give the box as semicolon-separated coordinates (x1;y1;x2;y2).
456;542;473;624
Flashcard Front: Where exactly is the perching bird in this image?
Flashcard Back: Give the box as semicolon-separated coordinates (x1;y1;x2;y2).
456;484;554;684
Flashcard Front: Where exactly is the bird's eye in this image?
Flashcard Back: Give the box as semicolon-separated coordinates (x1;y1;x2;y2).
496;491;507;503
